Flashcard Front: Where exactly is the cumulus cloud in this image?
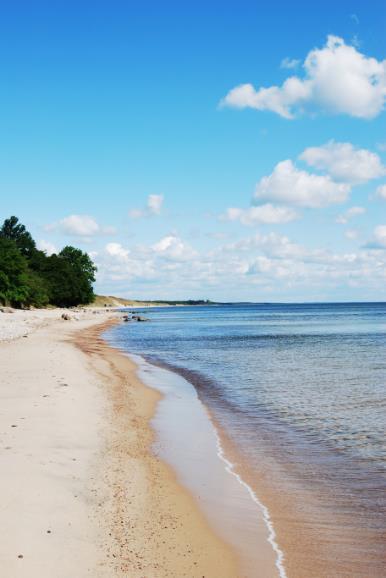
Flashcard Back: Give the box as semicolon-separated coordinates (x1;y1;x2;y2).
336;206;366;224
61;215;100;235
37;239;58;255
105;242;130;261
129;194;164;218
374;225;386;247
220;77;309;119
46;214;115;237
92;227;386;301
94;235;199;292
300;141;386;184
280;57;300;70
221;203;298;225
375;184;386;200
152;235;196;261
363;225;386;249
221;35;386;119
253;160;350;208
219;232;306;260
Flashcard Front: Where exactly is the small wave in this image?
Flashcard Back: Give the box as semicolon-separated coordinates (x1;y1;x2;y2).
212;425;288;578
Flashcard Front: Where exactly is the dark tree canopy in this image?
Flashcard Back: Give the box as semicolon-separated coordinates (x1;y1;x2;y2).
0;216;97;308
0;216;36;258
0;237;30;306
58;246;97;306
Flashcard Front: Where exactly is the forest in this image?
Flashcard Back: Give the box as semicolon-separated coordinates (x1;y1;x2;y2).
0;216;96;308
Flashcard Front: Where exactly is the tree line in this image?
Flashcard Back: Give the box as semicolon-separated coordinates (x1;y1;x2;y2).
0;216;97;308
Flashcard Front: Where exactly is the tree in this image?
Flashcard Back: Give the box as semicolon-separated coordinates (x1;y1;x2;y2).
0;216;36;258
42;255;79;307
41;248;96;307
0;238;30;306
59;246;97;304
0;217;98;308
24;270;50;307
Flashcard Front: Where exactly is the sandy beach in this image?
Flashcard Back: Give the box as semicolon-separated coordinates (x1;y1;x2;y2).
0;309;239;577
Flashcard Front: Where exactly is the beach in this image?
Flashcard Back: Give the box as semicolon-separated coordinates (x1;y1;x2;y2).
0;309;239;577
2;305;385;578
107;302;386;578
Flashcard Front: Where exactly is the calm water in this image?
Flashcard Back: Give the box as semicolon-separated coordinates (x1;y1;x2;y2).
106;303;386;577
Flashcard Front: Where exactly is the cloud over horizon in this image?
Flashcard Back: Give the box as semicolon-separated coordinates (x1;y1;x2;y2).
93;229;386;301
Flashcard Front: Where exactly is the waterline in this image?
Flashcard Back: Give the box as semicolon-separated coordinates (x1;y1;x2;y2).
213;427;287;578
130;352;287;578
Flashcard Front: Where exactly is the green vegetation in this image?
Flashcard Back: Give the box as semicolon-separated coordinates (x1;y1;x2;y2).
0;216;97;308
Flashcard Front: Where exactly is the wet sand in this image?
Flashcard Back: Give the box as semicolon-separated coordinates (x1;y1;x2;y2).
129;353;284;578
205;407;386;578
0;312;239;577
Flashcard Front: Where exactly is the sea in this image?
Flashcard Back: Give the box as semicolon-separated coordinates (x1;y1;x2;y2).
105;302;386;578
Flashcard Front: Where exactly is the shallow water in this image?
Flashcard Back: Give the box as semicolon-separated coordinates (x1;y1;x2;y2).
130;354;283;578
105;302;386;577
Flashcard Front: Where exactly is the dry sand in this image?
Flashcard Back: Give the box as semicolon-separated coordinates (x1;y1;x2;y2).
0;309;239;577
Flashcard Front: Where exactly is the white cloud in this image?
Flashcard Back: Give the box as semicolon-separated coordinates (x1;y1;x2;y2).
60;215;100;236
46;214;115;237
37;240;57;255
220;232;306;260
280;57;300;70
374;225;386;247
336;206;366;224
220;77;309;119
376;184;386;200
253;160;350;208
222;203;298;225
221;35;386;119
300;141;386;184
92;228;386;301
105;242;130;261
129;194;164;218
152;235;196;261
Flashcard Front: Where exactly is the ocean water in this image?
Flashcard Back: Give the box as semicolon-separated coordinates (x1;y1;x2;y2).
105;303;386;577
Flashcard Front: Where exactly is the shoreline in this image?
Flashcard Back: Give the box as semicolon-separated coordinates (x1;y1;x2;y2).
105;311;386;578
0;311;239;577
123;350;285;578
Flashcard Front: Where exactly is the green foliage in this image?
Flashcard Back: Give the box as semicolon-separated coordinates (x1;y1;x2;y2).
0;216;36;257
59;246;97;305
0;237;30;306
24;270;50;307
0;216;97;308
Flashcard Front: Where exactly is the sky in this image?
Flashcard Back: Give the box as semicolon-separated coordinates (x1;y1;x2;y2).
1;0;386;302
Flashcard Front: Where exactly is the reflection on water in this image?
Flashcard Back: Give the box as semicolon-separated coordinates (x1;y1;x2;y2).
105;302;386;577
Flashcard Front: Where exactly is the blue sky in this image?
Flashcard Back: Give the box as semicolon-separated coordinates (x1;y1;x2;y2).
1;1;386;301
